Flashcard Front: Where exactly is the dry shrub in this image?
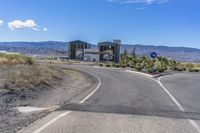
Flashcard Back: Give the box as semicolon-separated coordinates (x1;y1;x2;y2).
4;64;64;91
0;53;34;65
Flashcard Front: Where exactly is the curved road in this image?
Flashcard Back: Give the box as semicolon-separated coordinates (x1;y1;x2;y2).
19;65;200;133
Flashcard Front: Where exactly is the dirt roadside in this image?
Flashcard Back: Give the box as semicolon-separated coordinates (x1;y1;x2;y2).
0;66;97;133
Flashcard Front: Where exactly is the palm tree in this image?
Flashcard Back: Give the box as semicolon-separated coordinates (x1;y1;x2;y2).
169;60;180;71
131;47;136;58
144;57;155;73
157;56;169;71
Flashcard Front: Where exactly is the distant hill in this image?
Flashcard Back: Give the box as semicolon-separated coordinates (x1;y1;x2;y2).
0;41;68;56
0;41;200;62
121;44;200;62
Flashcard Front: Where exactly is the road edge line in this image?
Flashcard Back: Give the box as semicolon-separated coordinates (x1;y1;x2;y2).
31;73;102;133
125;70;154;78
32;111;71;133
158;76;200;133
79;74;101;103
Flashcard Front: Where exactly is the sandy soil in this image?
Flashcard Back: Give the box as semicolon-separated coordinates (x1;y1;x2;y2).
0;65;96;133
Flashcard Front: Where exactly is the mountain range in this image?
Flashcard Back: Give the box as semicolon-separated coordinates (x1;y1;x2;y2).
0;41;200;62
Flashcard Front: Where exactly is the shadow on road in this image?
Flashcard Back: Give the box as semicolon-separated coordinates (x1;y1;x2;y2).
58;103;200;120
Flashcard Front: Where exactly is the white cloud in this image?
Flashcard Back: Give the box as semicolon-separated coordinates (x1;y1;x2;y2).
108;0;168;4
43;27;48;31
0;20;3;26
8;19;38;30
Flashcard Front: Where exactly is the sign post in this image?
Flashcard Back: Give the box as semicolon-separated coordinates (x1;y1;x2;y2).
150;52;157;59
150;52;157;73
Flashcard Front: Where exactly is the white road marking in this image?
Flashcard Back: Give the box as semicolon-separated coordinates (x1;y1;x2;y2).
32;111;71;133
158;76;200;133
158;77;185;111
125;70;154;78
189;120;200;133
16;106;59;114
32;73;102;133
126;70;200;133
79;74;101;103
16;107;47;113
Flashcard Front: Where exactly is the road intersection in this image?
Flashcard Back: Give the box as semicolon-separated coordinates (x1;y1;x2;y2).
19;65;200;133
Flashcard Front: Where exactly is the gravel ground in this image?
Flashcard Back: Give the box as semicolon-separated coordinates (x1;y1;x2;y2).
0;65;97;133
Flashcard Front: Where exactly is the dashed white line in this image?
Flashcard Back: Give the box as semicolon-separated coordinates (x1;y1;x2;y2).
32;73;102;133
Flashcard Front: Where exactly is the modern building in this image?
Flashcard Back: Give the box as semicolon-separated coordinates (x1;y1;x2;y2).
68;40;91;60
68;39;121;63
84;49;100;62
98;40;121;63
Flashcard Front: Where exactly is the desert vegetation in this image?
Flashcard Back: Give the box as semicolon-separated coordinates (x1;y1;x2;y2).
99;48;200;74
0;53;34;65
0;53;68;93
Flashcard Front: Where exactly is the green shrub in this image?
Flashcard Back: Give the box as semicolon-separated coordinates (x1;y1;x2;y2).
115;64;120;68
185;63;195;69
135;64;143;71
112;64;116;67
105;64;111;67
157;67;165;73
189;68;200;72
24;56;34;65
121;64;127;68
174;67;186;72
99;64;103;67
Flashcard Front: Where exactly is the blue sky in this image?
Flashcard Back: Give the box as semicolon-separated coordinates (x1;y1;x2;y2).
0;0;200;48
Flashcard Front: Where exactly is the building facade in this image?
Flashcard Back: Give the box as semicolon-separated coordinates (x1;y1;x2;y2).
84;49;100;62
68;40;121;63
68;40;91;60
98;40;121;63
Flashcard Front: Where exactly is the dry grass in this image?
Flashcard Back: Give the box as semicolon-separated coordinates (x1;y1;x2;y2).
2;64;66;91
0;53;34;65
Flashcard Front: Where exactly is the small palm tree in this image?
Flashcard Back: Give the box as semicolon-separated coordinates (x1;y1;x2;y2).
144;58;155;73
157;56;169;71
169;60;180;71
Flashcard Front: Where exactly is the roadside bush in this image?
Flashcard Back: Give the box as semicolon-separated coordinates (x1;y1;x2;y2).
189;68;200;72
112;64;116;67
196;64;200;67
157;67;165;73
115;64;120;68
130;65;134;68
147;68;158;73
174;67;186;72
185;63;195;70
105;64;111;67
135;64;143;71
99;64;103;67
121;64;127;68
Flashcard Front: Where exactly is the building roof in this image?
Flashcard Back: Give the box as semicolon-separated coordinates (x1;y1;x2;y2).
69;40;88;44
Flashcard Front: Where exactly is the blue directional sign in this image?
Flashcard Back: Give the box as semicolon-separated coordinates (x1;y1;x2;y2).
151;52;157;59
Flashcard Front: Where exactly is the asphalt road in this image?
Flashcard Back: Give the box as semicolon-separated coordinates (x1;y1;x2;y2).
160;73;200;113
19;65;200;133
